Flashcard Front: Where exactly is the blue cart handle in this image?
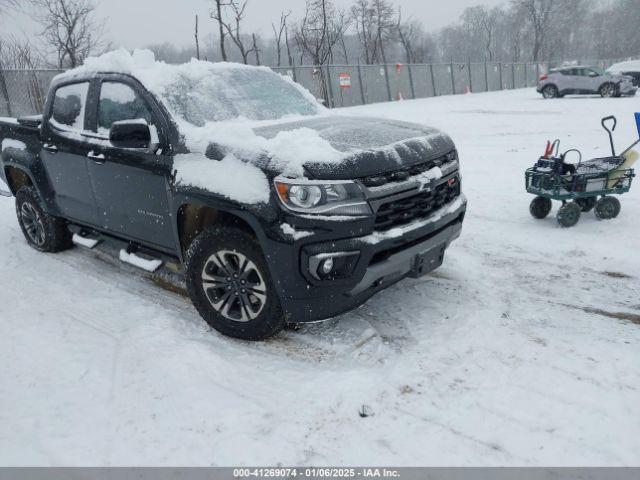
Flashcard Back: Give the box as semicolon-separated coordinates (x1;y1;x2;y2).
635;112;640;139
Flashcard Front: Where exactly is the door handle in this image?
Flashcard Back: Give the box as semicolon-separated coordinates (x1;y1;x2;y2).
43;143;58;153
87;151;106;164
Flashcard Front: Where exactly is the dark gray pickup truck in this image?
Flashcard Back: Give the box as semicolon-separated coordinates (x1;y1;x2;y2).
0;51;466;340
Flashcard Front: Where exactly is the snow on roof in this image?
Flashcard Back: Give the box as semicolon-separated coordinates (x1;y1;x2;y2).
607;60;640;73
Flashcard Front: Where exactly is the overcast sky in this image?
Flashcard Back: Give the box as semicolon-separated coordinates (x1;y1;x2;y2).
3;0;507;50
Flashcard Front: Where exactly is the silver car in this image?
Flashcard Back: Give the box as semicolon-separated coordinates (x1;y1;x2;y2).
537;66;637;98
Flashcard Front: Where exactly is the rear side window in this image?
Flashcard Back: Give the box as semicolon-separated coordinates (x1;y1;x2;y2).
98;82;154;136
51;82;90;131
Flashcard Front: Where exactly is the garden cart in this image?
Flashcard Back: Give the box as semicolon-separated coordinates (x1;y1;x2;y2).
525;113;639;227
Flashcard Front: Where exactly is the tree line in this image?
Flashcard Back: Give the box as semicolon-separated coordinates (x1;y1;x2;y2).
1;0;638;70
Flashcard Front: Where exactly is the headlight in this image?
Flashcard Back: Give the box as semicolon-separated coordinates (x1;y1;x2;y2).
274;177;372;216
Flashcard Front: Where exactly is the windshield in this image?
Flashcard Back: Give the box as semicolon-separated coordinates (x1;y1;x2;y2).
159;68;319;126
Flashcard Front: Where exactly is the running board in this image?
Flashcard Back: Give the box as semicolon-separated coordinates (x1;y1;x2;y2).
119;249;163;272
72;233;100;249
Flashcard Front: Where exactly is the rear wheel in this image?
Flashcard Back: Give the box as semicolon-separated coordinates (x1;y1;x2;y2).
185;225;286;340
529;196;552;219
542;85;559;99
594;196;621;220
557;202;581;228
575;197;597;212
599;83;617;98
15;186;72;252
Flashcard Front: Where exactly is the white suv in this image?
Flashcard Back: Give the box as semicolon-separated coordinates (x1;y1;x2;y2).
537;66;637;99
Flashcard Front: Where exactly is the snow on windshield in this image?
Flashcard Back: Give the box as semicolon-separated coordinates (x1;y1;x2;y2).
56;49;321;126
161;68;318;125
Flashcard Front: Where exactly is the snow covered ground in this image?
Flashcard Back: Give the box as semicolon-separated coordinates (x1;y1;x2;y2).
1;88;639;466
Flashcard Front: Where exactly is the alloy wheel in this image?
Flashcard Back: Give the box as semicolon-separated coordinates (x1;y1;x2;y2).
20;202;46;247
201;250;267;323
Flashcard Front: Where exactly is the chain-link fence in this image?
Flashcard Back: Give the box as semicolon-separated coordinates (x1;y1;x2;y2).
0;57;632;117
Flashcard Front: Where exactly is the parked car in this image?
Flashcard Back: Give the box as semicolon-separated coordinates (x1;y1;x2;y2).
0;50;466;340
607;60;640;88
537;66;637;98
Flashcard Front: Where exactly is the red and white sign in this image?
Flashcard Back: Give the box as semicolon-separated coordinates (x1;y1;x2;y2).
339;73;352;88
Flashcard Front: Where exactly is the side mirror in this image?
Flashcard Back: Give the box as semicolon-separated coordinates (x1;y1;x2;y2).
588;71;599;77
109;119;151;149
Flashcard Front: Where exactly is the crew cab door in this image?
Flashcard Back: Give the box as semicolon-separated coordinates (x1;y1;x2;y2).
41;81;99;225
85;78;175;250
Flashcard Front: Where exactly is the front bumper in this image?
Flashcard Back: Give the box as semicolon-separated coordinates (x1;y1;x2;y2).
620;84;637;96
278;194;467;323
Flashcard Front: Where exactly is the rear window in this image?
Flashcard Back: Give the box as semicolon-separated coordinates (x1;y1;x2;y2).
51;82;90;131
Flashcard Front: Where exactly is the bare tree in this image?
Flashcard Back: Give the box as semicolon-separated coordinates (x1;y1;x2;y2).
351;0;377;64
210;0;229;61
251;33;260;65
272;10;291;67
371;0;395;64
29;0;109;68
194;15;200;60
213;0;256;64
397;7;422;64
511;0;557;61
462;6;500;61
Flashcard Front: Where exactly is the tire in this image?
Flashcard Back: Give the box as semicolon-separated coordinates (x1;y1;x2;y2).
594;196;621;220
15;186;72;252
575;197;597;212
529;196;552;219
185;225;285;340
556;202;581;228
599;83;617;98
542;85;559;99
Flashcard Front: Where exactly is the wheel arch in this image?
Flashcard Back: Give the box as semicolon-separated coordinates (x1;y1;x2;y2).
3;164;34;195
176;201;263;257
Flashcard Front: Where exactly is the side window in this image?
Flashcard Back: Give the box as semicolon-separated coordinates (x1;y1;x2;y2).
51;82;90;132
98;82;156;139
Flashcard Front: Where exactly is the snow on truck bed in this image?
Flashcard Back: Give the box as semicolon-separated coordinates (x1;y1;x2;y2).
1;88;639;465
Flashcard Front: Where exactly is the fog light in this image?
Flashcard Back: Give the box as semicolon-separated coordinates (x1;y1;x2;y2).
308;251;360;280
320;257;334;275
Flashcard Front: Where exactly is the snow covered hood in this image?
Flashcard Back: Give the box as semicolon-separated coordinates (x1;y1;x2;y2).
607;60;640;74
253;116;454;180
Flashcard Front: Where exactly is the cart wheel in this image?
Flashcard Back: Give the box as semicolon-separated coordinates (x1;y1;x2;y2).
530;196;552;219
594;196;621;220
575;197;597;212
557;202;581;227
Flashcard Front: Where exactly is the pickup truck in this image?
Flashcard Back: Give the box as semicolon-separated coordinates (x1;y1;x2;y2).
0;50;466;340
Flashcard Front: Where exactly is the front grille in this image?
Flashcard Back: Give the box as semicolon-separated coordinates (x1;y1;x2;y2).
374;177;461;231
360;152;453;188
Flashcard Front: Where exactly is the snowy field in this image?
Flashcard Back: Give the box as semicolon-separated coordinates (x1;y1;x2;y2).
1;88;639;466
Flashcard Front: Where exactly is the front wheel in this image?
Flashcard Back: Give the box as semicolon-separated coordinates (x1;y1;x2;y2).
185;225;286;340
530;196;552;219
15;186;72;252
599;83;617;98
557;202;581;228
542;85;559;99
594;196;621;220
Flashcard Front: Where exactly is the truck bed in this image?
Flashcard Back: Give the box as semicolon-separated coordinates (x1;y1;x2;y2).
0;115;42;194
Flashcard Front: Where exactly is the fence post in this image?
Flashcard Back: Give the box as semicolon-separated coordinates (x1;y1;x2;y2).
450;61;455;94
524;64;528;88
324;65;334;108
467;60;472;93
499;62;503;89
535;62;540;81
407;63;416;99
0;69;12;117
382;63;392;102
484;62;489;91
429;63;437;97
511;63;516;89
356;61;366;105
291;60;297;83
